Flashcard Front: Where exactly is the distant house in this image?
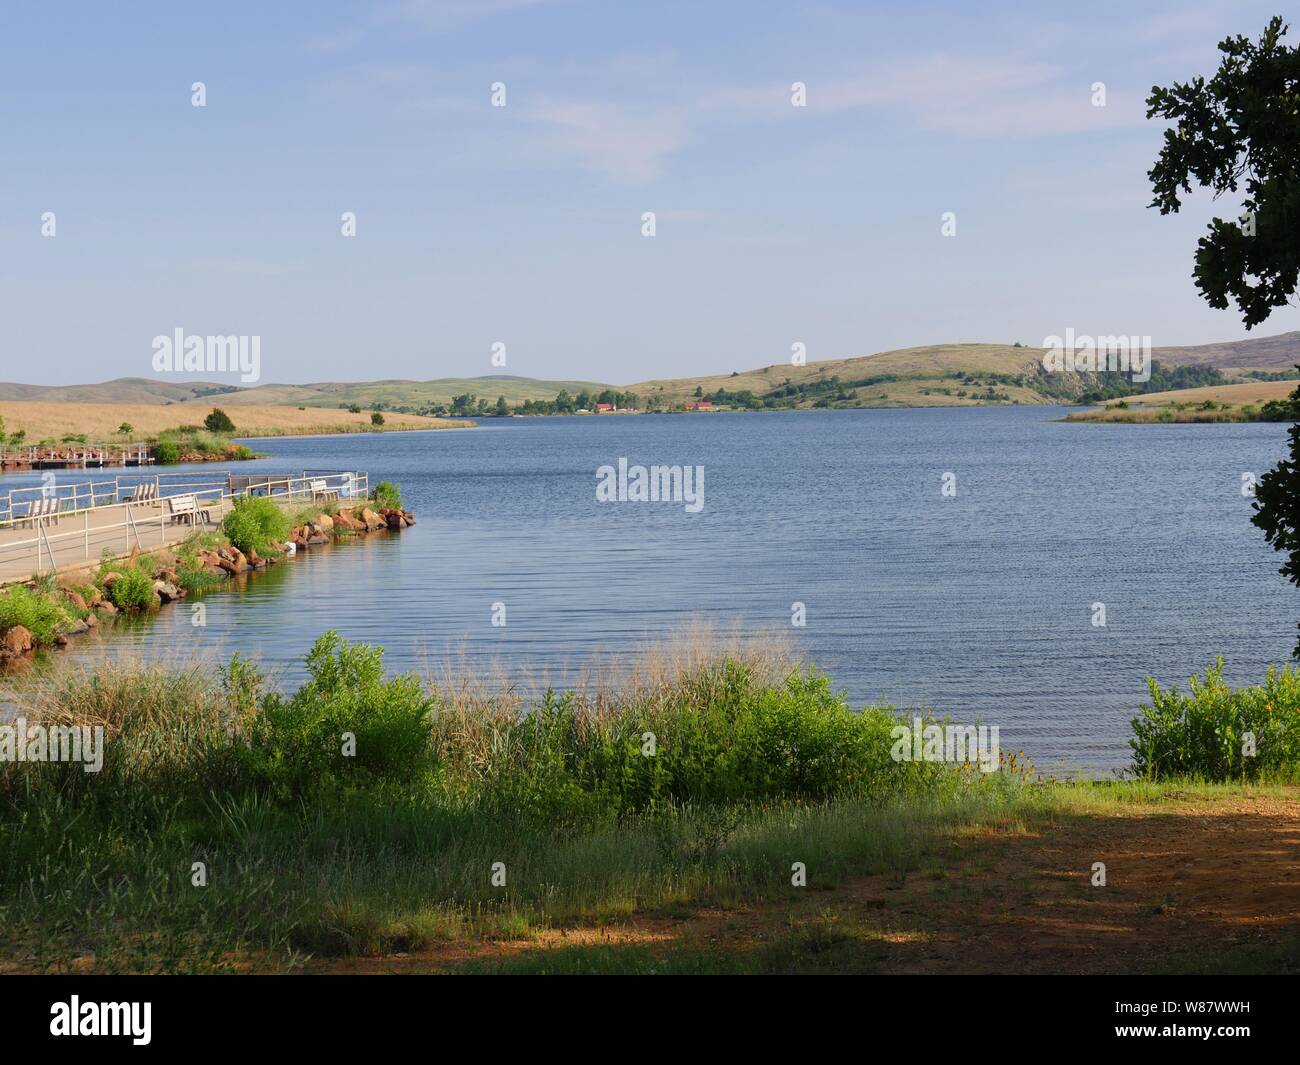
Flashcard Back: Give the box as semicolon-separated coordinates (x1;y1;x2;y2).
685;401;714;411
596;402;616;412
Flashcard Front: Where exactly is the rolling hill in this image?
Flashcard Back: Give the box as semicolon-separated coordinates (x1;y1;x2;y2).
2;332;1296;414
0;375;610;409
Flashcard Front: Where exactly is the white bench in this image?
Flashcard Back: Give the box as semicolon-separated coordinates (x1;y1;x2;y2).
19;497;61;527
166;493;212;526
310;479;339;504
124;483;159;504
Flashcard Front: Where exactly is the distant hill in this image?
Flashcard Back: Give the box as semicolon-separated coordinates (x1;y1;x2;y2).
1150;332;1300;371
0;375;611;409
2;333;1296;412
629;332;1300;410
0;377;230;404
630;343;1048;408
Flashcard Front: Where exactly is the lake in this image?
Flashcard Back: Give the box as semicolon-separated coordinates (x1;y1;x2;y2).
2;406;1293;774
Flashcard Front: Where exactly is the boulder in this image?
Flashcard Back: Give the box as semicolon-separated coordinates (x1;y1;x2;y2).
84;612;98;629
101;571;126;590
315;513;334;532
66;618;91;635
63;589;88;612
97;601;118;618
360;507;385;531
152;580;182;603
1;625;34;656
382;510;403;529
402;511;416;526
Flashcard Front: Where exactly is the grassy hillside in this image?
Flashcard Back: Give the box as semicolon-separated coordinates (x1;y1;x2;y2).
634;344;1063;409
0;401;471;443
0;375;610;410
2;333;1296;415
1150;331;1300;371
1063;379;1297;423
0;377;226;405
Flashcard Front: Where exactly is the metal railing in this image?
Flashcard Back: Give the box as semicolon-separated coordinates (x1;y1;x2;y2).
0;470;370;578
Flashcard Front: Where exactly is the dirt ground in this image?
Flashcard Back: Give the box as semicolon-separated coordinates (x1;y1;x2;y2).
301;792;1300;975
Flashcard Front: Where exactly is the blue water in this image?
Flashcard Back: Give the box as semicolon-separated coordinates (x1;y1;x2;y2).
3;407;1293;773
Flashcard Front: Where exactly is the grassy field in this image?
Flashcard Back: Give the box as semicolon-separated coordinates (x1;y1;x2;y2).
0;401;472;443
1064;380;1296;423
0;631;1296;975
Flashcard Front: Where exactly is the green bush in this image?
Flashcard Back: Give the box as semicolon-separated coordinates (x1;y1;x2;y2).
1131;659;1300;781
222;495;290;556
372;480;403;510
247;632;434;797
105;568;154;611
435;660;954;827
0;584;66;645
153;440;181;465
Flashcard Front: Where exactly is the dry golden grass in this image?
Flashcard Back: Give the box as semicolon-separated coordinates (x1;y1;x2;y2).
424;622;796;723
0;401;473;442
1103;380;1296;408
1064;379;1297;422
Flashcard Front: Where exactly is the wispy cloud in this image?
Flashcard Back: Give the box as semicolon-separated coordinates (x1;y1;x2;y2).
303;28;365;55
516;52;1148;183
527;98;694;184
386;0;560;31
198;259;306;277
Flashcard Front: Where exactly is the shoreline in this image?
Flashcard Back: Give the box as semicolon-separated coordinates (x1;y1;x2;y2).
0;495;416;667
2;635;1294;975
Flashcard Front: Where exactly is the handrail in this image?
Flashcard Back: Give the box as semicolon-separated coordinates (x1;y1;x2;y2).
0;471;372;576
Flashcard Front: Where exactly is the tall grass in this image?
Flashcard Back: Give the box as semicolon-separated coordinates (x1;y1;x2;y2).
0;629;1029;970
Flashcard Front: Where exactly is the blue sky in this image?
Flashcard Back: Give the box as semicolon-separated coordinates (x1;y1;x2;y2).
2;0;1296;387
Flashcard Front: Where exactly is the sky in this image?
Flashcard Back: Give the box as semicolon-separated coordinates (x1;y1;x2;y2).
1;0;1297;387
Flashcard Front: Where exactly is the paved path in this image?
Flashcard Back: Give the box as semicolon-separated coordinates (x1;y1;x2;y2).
0;498;231;584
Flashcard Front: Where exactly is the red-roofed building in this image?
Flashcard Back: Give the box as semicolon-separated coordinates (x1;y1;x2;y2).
596;402;616;412
685;401;714;411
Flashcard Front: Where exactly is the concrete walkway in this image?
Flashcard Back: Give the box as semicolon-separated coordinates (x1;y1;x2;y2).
0;498;231;585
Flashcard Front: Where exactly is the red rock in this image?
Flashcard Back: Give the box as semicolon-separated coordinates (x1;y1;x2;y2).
1;625;34;656
64;589;88;612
